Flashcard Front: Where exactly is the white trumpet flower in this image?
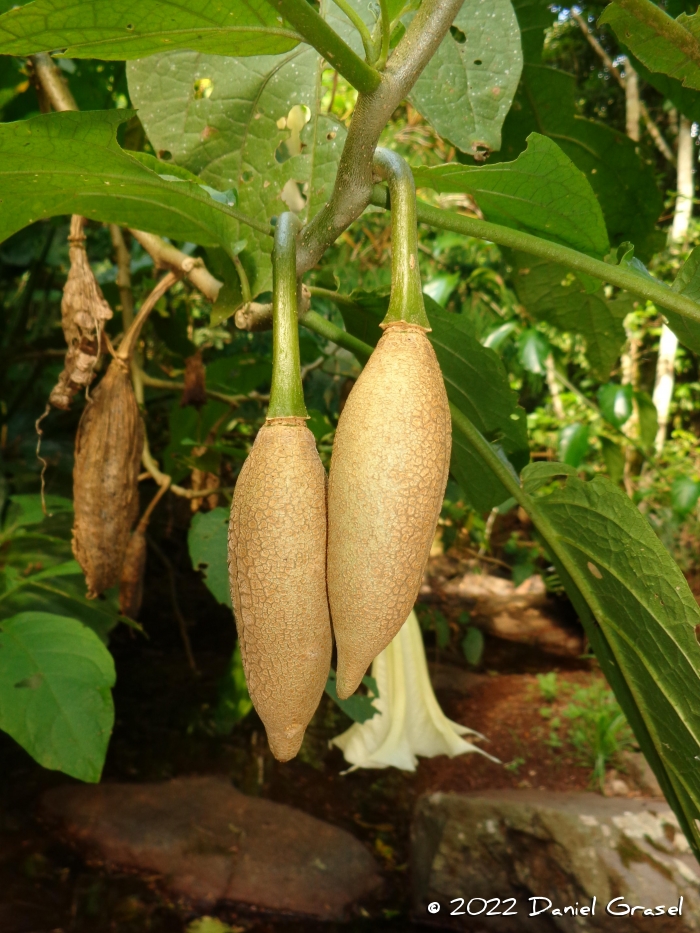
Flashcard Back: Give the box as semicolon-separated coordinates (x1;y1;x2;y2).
331;609;497;772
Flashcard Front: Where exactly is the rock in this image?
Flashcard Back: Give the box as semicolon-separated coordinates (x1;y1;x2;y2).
602;770;631;797
619;751;665;798
41;776;381;920
441;573;584;657
412;789;700;932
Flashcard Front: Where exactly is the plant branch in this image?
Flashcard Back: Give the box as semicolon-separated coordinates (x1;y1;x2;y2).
117;271;180;362
330;0;376;63
138;369;263;407
129;230;222;302
377;0;391;69
300;309;373;362
296;0;464;276
265;0;381;92
369;186;700;329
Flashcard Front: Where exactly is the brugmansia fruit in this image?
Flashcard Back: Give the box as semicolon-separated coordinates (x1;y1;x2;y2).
72;358;144;597
72;270;177;598
228;213;332;762
328;149;451;700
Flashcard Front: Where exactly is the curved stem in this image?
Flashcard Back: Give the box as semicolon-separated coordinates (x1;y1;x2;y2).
331;0;376;63
300;309;373;363
117;271;180;363
370;186;700;330
265;0;381;93
377;0;391;69
373;148;429;328
268;213;308;419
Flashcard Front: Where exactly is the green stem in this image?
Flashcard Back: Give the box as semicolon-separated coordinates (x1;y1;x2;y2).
268;213;308;419
265;0;381;94
377;0;391;68
607;0;700;72
369;186;700;329
300;308;373;363
330;0;376;63
372;149;430;328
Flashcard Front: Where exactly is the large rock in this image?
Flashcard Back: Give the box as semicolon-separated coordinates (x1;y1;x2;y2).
412;790;700;932
41;776;381;920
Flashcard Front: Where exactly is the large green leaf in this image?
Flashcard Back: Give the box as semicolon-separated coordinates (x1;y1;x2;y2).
509;252;628;380
127;0;345;300
511;0;555;62
413;133;610;258
408;0;522;157
0;0;300;59
600;1;700;90
496;64;664;261
526;466;700;857
188;506;231;608
0;109;271;256
336;290;529;511
627;50;700;123
0;611;115;782
0;497;121;642
667;245;700;355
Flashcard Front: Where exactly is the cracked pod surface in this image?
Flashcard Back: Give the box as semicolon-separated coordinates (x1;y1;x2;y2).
327;322;451;700
228;417;332;762
72;358;144;598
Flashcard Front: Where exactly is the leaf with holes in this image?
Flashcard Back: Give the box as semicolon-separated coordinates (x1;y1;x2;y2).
408;0;523;157
0;0;300;59
127;0;346;302
0;109;270;255
413;133;610;258
0;611;115;782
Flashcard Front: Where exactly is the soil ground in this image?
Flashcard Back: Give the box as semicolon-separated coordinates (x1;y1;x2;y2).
0;515;643;933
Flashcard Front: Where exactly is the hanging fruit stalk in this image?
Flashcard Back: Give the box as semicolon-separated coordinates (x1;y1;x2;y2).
327;148;452;700
228;213;332;762
49;215;113;411
72;272;178;598
119;477;171;618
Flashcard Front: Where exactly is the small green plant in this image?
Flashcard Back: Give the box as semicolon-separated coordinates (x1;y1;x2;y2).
563;682;635;789
537;672;559;703
504;756;525;773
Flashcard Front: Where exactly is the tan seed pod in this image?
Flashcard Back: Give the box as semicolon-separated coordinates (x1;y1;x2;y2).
228;417;332;762
327;322;451;700
180;350;207;409
72;358;144;598
49;215;113;411
119;527;147;618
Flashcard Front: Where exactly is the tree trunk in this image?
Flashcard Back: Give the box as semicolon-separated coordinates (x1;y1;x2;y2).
652;116;694;452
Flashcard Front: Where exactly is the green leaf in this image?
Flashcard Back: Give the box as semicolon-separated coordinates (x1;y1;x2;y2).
461;626;484;666
0;611;115;782
325;669;378;723
598;382;634;429
634;390;659;448
212;643;253;734
511;0;555;63
518;328;549;375
600;1;700;91
496;64;664;261
600;437;625;485
127;1;346;301
408;0;522;157
0;504;121;643
423;272;460;307
525;468;700;858
188;507;231;608
0;0;300;59
558;423;589;467
0;109;270;254
666;246;700;354
627;49;700;124
510;254;627;381
671;476;700;516
521;460;577;494
413;133;610;258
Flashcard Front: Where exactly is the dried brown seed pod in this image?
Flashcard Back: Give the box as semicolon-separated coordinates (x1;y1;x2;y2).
119;479;170;618
49;216;113;411
327;323;451;700
72;358;144;598
228;417;332;762
180;350;207;409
